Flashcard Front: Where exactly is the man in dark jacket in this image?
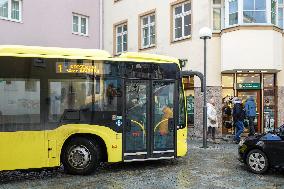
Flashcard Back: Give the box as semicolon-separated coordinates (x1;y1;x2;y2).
233;98;245;143
245;96;256;136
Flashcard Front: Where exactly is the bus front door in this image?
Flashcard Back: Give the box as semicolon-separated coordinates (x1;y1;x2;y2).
124;80;176;161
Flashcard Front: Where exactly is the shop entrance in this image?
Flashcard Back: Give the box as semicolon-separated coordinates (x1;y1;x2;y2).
237;90;261;133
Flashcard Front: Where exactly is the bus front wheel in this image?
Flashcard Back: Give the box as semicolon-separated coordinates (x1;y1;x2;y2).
62;137;101;175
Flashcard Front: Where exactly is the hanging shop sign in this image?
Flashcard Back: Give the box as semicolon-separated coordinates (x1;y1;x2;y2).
236;83;261;90
186;95;194;114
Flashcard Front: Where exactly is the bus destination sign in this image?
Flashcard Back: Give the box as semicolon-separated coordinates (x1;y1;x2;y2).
56;62;100;74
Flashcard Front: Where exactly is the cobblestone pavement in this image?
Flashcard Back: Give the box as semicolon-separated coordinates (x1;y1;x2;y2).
1;139;284;189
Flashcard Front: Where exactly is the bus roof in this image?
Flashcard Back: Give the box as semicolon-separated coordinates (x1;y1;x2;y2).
0;45;111;60
0;45;179;64
117;52;179;64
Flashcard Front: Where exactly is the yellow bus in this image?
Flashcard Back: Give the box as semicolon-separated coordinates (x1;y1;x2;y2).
0;45;187;175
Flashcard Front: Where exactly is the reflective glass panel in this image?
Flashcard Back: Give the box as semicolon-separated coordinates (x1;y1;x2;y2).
175;5;182;15
278;8;283;28
263;89;275;132
243;11;266;23
11;0;20;20
213;8;221;30
153;81;174;151
125;80;147;153
229;13;238;25
213;0;221;4
0;0;8;18
243;0;254;10
263;74;275;87
184;15;191;36
255;0;266;10
237;74;260;83
184;2;191;12
229;0;238;13
175;17;182;38
0;79;40;131
73;16;79;32
222;74;234;88
81;17;87;34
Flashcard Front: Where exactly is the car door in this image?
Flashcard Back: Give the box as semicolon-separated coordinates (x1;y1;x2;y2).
264;140;284;166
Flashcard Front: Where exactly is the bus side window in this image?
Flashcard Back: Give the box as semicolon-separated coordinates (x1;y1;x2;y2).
0;79;41;132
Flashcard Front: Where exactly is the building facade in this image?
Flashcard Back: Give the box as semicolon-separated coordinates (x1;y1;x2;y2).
0;0;102;49
104;0;284;137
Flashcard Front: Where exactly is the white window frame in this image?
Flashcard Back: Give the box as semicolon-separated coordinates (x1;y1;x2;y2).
212;0;225;32
72;13;89;36
173;1;191;41
225;0;279;28
115;23;128;55
0;0;22;22
278;1;284;28
141;13;156;49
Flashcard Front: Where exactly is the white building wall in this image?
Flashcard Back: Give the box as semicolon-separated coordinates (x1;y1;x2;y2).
104;0;222;87
221;29;283;72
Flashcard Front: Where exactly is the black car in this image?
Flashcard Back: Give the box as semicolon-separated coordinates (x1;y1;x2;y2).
238;125;284;174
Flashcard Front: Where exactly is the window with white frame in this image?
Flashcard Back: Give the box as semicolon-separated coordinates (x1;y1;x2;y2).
72;14;88;36
226;0;283;27
279;0;284;28
116;23;127;54
141;13;156;49
229;0;238;25
173;1;191;41
243;0;266;23
212;0;223;31
0;0;22;21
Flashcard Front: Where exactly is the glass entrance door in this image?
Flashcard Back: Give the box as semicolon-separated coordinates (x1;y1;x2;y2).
153;81;175;152
125;80;148;154
124;80;176;160
237;90;261;133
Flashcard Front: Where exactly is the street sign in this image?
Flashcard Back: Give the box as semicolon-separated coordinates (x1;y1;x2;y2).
236;83;261;90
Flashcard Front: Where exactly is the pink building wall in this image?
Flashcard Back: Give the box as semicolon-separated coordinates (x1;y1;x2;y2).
0;0;101;49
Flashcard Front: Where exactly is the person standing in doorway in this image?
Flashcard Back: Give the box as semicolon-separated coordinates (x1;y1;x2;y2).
207;98;218;143
232;97;245;143
245;96;256;136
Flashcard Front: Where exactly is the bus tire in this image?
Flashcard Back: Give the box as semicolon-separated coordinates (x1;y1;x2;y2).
62;137;101;175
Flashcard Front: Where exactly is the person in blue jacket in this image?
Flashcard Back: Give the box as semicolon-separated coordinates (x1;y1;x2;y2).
245;96;256;136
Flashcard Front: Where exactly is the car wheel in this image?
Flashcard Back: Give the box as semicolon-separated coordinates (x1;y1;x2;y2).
62;137;101;175
246;149;269;174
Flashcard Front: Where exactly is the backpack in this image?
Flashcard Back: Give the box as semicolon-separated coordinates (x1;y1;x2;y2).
223;106;232;116
233;103;246;121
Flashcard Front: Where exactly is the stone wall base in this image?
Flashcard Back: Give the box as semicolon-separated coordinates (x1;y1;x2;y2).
188;86;222;138
278;86;284;127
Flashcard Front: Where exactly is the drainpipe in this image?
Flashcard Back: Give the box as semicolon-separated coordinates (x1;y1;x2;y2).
99;0;104;49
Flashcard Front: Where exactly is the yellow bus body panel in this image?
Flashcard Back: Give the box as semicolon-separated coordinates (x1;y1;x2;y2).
177;127;188;157
0;125;122;171
47;124;123;167
177;83;188;157
0;131;46;171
